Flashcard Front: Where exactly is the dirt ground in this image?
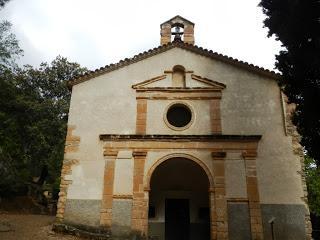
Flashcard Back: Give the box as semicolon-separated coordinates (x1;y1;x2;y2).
0;213;83;240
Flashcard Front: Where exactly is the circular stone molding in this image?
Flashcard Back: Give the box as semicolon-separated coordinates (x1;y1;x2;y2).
164;102;194;131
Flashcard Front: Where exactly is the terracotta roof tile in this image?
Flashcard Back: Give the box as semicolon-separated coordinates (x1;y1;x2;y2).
68;40;281;88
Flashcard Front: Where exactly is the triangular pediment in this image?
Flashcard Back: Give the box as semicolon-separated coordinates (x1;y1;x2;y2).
132;72;226;90
160;15;195;27
190;75;226;89
68;42;279;88
132;75;168;89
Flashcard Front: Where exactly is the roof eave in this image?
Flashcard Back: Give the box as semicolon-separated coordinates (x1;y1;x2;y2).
67;41;281;88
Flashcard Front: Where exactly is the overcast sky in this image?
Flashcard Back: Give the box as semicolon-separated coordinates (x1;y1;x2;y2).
1;0;282;71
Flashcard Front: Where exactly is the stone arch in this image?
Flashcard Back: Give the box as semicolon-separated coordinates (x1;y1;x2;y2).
145;153;214;191
172;65;185;72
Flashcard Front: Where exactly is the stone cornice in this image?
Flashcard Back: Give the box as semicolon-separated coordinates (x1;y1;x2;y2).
99;134;261;142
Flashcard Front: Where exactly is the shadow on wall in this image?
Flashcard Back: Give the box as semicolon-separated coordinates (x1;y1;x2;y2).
311;213;320;240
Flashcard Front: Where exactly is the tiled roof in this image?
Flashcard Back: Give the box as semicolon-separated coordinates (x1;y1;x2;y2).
68;40;281;88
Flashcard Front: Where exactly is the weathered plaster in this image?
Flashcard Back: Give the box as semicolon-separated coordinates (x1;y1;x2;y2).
63;47;306;230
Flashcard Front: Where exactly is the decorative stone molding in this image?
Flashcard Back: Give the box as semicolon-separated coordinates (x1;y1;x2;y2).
103;150;118;157
132;75;167;89
136;89;223;100
163;101;195;131
100;135;261;154
211;151;226;159
100;150;118;228
145;153;214;191
190;74;226;89
284;96;312;240
56;125;80;222
242;150;257;159
132;72;226;102
132;151;148;158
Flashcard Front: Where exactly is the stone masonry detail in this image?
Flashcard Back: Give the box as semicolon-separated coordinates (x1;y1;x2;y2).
210;99;222;134
131;151;148;238
242;150;264;240
160;16;195;45
136;99;147;134
100;150;118;227
211;152;228;240
285;98;312;240
56;125;80;222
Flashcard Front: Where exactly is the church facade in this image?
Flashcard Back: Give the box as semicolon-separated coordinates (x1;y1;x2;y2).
55;16;312;240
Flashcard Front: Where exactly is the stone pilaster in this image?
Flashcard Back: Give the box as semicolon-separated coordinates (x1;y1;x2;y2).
211;152;228;240
136;99;147;134
131;151;148;238
210;99;222;134
183;24;194;45
160;23;171;45
242;150;263;240
209;190;217;240
100;150;118;227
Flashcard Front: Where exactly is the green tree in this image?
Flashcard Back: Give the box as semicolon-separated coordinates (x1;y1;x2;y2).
0;0;88;198
259;0;320;166
0;67;30;194
305;156;320;216
0;21;23;68
0;56;87;196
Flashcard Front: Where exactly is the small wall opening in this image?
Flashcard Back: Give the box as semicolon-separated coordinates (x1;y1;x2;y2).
171;24;184;42
172;65;186;87
166;103;192;128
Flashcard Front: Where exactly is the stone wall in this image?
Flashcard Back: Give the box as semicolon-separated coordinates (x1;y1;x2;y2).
57;47;310;239
56;125;80;222
284;95;312;239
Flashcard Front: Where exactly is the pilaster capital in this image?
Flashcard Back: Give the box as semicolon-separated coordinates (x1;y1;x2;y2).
242;150;257;159
132;151;148;158
103;150;118;157
211;151;226;160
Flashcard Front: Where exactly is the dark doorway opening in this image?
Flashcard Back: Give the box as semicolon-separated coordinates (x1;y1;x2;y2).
148;158;210;240
165;199;190;240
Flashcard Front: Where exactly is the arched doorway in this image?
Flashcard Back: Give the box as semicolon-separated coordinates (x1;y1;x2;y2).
148;157;211;240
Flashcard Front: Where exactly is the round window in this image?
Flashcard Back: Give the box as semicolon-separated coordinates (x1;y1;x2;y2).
165;103;193;129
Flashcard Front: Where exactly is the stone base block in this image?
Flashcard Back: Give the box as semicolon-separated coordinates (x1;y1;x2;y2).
64;199;101;226
261;204;307;240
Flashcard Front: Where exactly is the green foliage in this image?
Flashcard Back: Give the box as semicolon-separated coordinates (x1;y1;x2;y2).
0;21;23;68
305;157;320;216
0;1;87;198
0;57;87;196
259;0;320;165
